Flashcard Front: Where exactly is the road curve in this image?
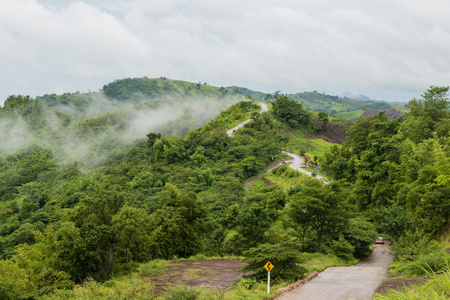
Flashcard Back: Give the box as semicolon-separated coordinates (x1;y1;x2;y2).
226;103;329;186
282;151;328;182
226;103;268;137
277;243;393;300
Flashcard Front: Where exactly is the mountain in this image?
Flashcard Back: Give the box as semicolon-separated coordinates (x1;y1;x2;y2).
33;77;404;118
342;93;407;105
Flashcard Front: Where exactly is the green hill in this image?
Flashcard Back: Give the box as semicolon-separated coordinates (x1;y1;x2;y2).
0;79;447;299
33;77;400;118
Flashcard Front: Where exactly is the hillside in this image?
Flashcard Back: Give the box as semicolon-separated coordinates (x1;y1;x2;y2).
0;81;448;299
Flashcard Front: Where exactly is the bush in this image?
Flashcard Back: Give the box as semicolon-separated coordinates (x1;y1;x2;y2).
0;280;17;300
164;286;199;300
329;237;355;260
404;251;450;275
239;240;306;283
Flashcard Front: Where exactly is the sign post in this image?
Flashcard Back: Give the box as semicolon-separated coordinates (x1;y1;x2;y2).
264;261;274;294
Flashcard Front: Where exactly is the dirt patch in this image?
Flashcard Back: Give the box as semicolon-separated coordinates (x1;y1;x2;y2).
304;154;311;164
141;259;245;295
375;275;429;295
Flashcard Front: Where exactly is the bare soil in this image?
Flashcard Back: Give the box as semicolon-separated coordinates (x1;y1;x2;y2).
308;121;348;144
141;259;245;295
375;274;429;295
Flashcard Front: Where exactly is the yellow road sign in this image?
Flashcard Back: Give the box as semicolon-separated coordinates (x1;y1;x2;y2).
264;261;274;272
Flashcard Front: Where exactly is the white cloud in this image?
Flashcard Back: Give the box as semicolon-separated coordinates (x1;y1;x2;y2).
1;0;449;104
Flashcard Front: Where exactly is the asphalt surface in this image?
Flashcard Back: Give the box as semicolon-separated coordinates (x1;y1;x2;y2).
282;151;329;183
277;243;393;300
226;103;268;137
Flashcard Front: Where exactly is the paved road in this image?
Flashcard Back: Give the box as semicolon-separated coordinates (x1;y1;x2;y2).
227;104;330;187
243;162;286;190
277;243;392;300
226;103;268;137
282;151;328;182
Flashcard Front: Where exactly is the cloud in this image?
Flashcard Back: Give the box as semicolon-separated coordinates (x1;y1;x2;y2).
1;0;449;104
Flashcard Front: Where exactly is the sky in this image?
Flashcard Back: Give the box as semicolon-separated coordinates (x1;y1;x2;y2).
1;0;449;104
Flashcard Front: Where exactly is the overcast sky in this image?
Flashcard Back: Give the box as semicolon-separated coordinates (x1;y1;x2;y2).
1;0;449;104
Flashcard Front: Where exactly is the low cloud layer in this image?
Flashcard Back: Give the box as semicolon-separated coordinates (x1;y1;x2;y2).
0;94;241;168
1;0;449;103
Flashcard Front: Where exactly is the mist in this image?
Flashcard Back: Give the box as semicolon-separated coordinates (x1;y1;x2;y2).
0;93;246;169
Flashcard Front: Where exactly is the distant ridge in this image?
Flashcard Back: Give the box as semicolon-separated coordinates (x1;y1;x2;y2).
36;77;405;118
342;93;406;105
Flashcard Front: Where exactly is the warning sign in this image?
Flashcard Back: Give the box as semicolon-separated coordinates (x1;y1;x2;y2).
264;261;274;272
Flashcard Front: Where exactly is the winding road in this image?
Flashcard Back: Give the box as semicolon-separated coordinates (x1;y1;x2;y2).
282;150;328;182
226;103;268;137
227;103;328;186
228;104;390;299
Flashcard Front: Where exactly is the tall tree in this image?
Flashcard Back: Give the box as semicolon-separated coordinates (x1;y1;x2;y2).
287;181;348;252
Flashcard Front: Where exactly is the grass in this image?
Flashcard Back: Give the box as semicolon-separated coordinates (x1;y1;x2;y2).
301;253;358;273
247;164;310;192
335;110;363;119
304;138;338;160
136;259;172;276
374;265;450;300
283;127;339;160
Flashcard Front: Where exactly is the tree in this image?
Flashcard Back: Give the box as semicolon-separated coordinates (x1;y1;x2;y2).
112;206;150;264
422;85;449;123
272;96;311;128
2;95;33;110
149;184;208;259
146;132;161;149
56;183;126;281
318;111;329;127
239;240;305;283
287;181;348;253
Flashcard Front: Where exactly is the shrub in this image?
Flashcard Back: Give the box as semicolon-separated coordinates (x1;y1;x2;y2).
329;237;355;260
0;280;17;300
239;240;306;283
164;286;199;300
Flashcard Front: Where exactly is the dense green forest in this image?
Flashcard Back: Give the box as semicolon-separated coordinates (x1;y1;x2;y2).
0;79;448;299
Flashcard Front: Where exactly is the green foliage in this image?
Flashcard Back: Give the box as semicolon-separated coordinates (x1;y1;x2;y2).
323;85;450;238
342;216;377;258
136;259;171;276
239;240;306;283
1;80;448;298
287;181;349;253
149;183;208;259
317;111;329;124
375;265;450;300
164;286;200;300
2;95;34;110
328;237;354;260
301;252;357;273
391;230;450;276
272;95;311;128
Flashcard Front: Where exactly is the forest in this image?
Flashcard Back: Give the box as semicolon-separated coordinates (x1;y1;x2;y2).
0;78;448;299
